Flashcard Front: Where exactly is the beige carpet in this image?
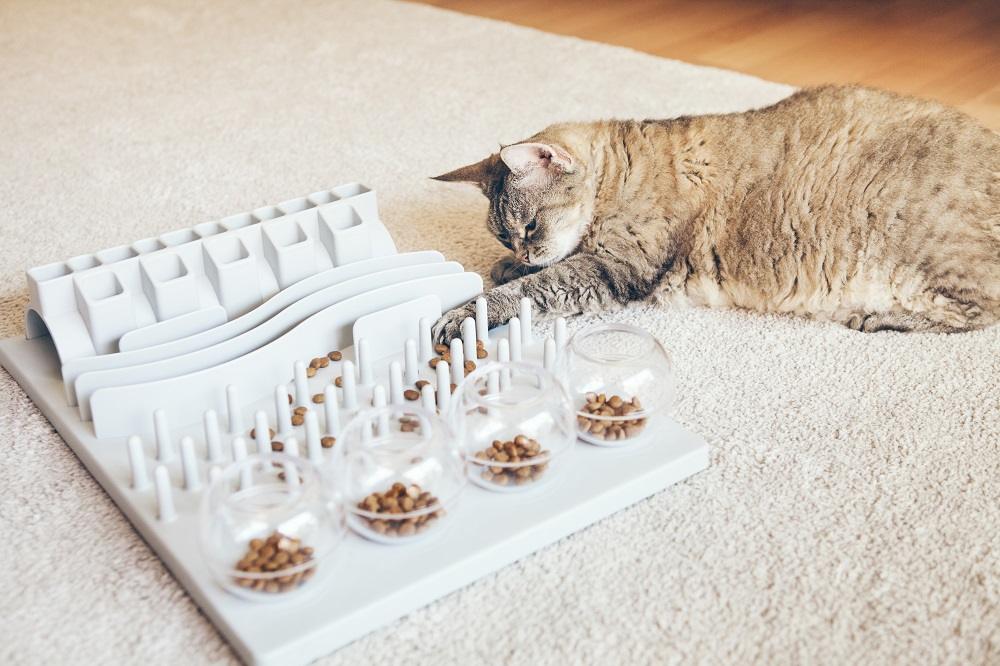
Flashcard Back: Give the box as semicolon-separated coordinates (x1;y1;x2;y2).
1;1;998;664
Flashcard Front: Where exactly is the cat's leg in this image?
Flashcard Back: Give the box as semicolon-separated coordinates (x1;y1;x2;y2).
435;254;636;342
489;254;541;285
843;286;1000;333
840;309;984;333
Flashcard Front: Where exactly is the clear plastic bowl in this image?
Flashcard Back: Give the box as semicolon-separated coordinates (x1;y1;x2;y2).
199;453;345;602
339;406;465;544
560;323;675;446
450;361;575;493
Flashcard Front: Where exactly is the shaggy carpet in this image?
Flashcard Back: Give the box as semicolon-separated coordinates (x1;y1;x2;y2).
0;0;997;664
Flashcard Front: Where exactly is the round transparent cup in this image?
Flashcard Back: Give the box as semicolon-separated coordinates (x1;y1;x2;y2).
199;453;345;602
340;405;465;545
561;323;675;447
450;361;575;493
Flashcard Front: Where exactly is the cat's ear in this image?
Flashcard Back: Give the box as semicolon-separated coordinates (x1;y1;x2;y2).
500;142;574;188
432;154;501;195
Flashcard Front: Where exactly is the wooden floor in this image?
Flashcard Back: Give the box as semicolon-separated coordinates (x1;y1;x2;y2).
417;0;1000;129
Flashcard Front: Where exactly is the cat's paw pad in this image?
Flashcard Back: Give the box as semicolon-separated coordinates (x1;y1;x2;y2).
433;303;476;344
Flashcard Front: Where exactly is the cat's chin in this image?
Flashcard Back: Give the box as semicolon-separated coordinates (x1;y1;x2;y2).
524;252;561;268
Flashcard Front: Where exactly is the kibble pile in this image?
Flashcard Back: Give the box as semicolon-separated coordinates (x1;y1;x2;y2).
577;393;647;441
428;341;484;372
234;531;316;594
357;482;442;537
473;435;550;487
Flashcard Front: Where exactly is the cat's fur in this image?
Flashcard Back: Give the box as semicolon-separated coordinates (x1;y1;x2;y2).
432;85;1000;341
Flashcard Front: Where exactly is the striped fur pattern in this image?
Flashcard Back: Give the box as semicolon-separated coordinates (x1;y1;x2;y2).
433;85;1000;340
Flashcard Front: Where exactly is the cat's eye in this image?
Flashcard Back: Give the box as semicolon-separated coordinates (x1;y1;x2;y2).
526;219;537;232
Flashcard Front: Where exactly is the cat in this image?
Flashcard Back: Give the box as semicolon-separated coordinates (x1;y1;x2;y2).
431;85;1000;342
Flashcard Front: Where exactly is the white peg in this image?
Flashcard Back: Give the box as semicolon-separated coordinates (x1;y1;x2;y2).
436;360;451;413
127;435;149;490
275;385;292;434
203;409;223;463
420;383;436;411
323;385;340;436
519;297;533;346
284;436;300;458
389;361;404;405
404;339;418;384
486;370;500;418
508;317;522;361
254;411;270;453
555;317;568;350
232;436;248;462
231;436;251;489
357;339;374;386
180;436;200;491
461;317;477;363
419;317;433;361
475;296;488;341
154;465;175;522
293;360;309;406
226;384;243;434
372;384;389;434
543;337;557;372
153;409;173;462
497;339;511;391
208;465;223;484
450;339;464;385
305;411;323;464
373;384;387;408
341;360;358;410
498;338;510;363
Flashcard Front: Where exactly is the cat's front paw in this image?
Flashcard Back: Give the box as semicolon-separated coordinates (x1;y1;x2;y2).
433;302;477;344
490;255;531;285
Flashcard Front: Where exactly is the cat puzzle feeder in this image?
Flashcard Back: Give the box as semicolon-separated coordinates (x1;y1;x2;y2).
0;184;709;665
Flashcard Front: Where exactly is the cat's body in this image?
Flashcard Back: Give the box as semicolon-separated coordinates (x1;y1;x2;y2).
433;85;1000;340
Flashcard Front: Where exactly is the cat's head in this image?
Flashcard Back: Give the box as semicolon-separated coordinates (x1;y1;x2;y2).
433;132;593;267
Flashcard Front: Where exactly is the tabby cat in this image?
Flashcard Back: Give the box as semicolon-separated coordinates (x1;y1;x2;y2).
432;85;999;341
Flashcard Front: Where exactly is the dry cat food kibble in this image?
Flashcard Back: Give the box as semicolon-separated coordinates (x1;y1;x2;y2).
433;343;449;355
309;357;330;370
415;379;429;390
334;376;343;388
403;389;420;401
234;531;315;594
473;435;549;487
291;414;304;426
328;350;342;362
398;415;421;433
293;406;308;416
312;393;325;404
578;393;647;441
463;360;476;375
306;366;317;378
357;483;442;538
271;440;284;452
249;426;276;440
320;436;335;449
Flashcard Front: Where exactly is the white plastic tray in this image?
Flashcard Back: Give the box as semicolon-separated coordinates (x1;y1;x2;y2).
2;185;709;664
0;332;708;665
